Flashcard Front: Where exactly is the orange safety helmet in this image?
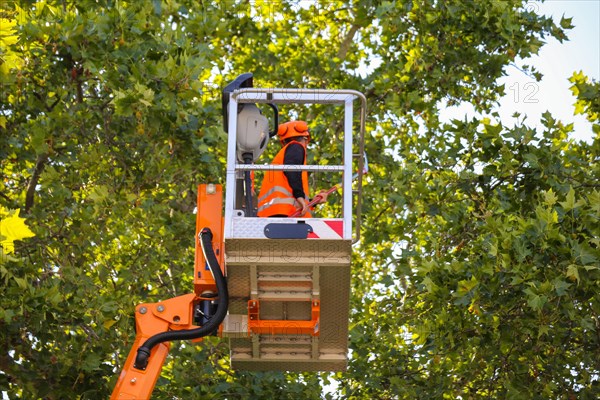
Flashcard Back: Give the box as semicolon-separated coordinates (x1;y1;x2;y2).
277;121;310;144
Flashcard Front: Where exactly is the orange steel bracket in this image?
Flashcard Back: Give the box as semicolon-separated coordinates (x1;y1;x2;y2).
110;294;199;399
247;299;321;336
194;184;224;296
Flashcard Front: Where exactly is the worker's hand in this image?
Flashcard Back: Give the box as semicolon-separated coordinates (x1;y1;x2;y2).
294;197;308;215
315;190;329;204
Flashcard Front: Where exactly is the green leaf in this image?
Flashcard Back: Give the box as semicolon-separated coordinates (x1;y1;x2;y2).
30;130;49;155
535;205;557;226
2;308;15;323
566;264;580;284
152;0;162;15
421;276;436;293
524;288;546;311
82;352;102;372
559;186;576;210
589;190;600;214
559;16;574;29
543;189;558;206
13;276;28;289
552;278;571;296
103;319;117;329
523;153;539;168
456;276;478;297
572;242;598;265
88;185;109;203
537;324;549;339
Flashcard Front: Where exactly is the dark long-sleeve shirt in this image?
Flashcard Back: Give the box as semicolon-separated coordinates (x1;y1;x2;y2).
282;142;306;199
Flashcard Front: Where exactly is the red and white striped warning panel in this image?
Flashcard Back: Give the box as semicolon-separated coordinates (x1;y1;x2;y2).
307;220;344;239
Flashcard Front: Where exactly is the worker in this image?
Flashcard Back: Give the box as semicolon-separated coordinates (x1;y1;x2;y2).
257;120;329;217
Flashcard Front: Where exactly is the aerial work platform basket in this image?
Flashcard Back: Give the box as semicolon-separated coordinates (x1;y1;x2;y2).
217;86;367;371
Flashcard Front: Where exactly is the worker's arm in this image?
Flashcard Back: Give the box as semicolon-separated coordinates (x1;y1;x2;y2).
283;143;306;199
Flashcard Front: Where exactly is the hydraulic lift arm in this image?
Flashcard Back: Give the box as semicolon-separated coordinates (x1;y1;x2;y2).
111;186;227;399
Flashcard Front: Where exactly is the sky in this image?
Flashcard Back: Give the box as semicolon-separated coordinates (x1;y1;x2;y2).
440;0;600;143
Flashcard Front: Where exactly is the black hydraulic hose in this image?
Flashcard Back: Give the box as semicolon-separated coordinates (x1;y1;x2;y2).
267;103;279;137
133;228;229;370
243;154;255;217
244;170;255;217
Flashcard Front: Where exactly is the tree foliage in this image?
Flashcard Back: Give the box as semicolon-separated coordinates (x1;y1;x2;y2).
1;0;598;399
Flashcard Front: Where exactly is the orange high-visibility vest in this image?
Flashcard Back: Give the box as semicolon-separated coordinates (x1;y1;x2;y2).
257;142;311;218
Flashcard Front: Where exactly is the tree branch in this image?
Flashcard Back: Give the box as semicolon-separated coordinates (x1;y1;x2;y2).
338;23;361;60
0;191;12;202
32;91;61;112
25;153;48;213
